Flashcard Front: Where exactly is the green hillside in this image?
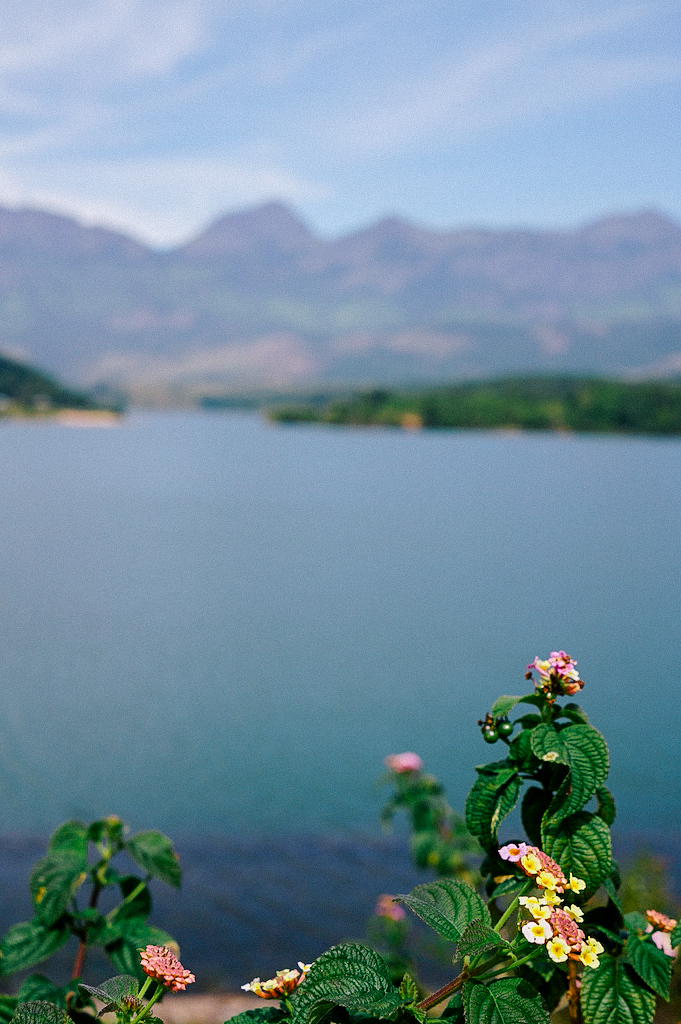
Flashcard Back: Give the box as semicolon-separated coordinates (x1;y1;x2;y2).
269;376;681;435
0;351;105;414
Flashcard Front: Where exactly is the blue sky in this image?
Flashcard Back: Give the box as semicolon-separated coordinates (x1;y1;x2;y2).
0;0;680;247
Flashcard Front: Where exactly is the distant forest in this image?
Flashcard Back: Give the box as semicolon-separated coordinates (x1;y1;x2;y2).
0;352;104;413
269;377;681;435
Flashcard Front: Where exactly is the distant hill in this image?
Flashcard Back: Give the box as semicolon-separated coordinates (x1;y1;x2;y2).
269;377;681;435
0;351;102;413
1;201;681;396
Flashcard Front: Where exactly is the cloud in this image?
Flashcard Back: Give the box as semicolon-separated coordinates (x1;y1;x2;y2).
0;155;329;246
0;0;208;79
320;1;681;154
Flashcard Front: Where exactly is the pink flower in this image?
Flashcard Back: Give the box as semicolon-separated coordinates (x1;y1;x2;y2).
652;931;678;958
385;752;423;773
374;894;406;921
646;909;677;933
499;843;528;863
139;945;195;992
527;652;583;699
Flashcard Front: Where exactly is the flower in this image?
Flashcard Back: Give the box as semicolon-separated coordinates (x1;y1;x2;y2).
518;846;568;891
565;904;585;923
385;752;423;773
375;895;406;921
547;936;571;963
519;896;552;920
568;874;586;893
242;963;312;999
579;945;600;968
646;909;677;933
522;919;553;944
652;932;678;958
527;652;583;699
499;843;528;862
139;946;195;992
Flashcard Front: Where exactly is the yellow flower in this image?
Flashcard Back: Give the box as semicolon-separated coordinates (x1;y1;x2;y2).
519;896;551;920
565;904;584;922
522;919;553;944
543;891;562;905
568;874;586;893
521;852;542;875
579;946;600;969
547;936;570;963
586;938;604;955
536;870;561;890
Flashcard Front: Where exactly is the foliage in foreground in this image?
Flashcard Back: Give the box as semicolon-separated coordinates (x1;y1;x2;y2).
2;653;678;1024
269;376;681;434
235;652;680;1024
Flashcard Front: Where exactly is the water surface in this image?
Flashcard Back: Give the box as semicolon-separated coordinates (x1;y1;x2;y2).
0;412;678;837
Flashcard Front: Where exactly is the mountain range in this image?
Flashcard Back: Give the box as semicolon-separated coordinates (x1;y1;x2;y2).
1;201;681;397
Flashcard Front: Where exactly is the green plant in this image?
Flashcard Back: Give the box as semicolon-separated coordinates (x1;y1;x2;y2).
233;651;680;1024
0;816;182;1022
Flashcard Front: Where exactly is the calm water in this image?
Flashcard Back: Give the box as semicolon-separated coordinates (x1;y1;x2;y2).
0;412;679;838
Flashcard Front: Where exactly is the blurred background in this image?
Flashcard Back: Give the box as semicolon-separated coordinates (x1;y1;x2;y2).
0;0;679;995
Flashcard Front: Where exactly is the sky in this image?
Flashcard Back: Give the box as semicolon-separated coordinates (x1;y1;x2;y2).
0;0;680;248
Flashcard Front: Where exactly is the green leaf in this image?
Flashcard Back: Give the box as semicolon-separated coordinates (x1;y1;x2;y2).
507;731;535;772
126;832;182;888
0;920;70;975
456;920;509;960
594;787;616;826
624;912;648;934
399;975;419;1002
516;965;566;1014
521;788;551;848
491;696;523;717
603;878;623;914
0;998;17;1024
17;979;66;1009
581;955;655;1024
462;977;550;1024
10;1003;71;1024
88;818;125;847
490;876;526;899
290;944;403;1024
30;852;88;926
397;879;489;943
542;812;612;896
79;976;139;1012
111;877;152;923
48;822;88;862
559;703;591;725
625;934;672;1000
670;921;681;949
466;771;521;849
228;1010;288;1024
530;725;568;764
548;726;610;822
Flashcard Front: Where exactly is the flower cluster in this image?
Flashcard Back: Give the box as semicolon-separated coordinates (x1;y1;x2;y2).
241;963;312;999
498;845;601;968
646;909;679;958
500;842;586;895
526;651;583;699
374;894;406;921
384;752;423;773
139;945;195;992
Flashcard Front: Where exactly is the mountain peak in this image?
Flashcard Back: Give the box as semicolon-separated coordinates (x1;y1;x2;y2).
177;201;318;258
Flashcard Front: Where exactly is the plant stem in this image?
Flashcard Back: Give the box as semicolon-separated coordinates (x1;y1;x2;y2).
493;879;534;935
416;971;468;1011
138;978;153;1000
567;959;583;1024
71;877;103;979
106;879;148;922
129;983;164;1024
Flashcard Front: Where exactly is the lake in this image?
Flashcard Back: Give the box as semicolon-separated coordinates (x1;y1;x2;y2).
0;411;679;837
0;410;679;983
